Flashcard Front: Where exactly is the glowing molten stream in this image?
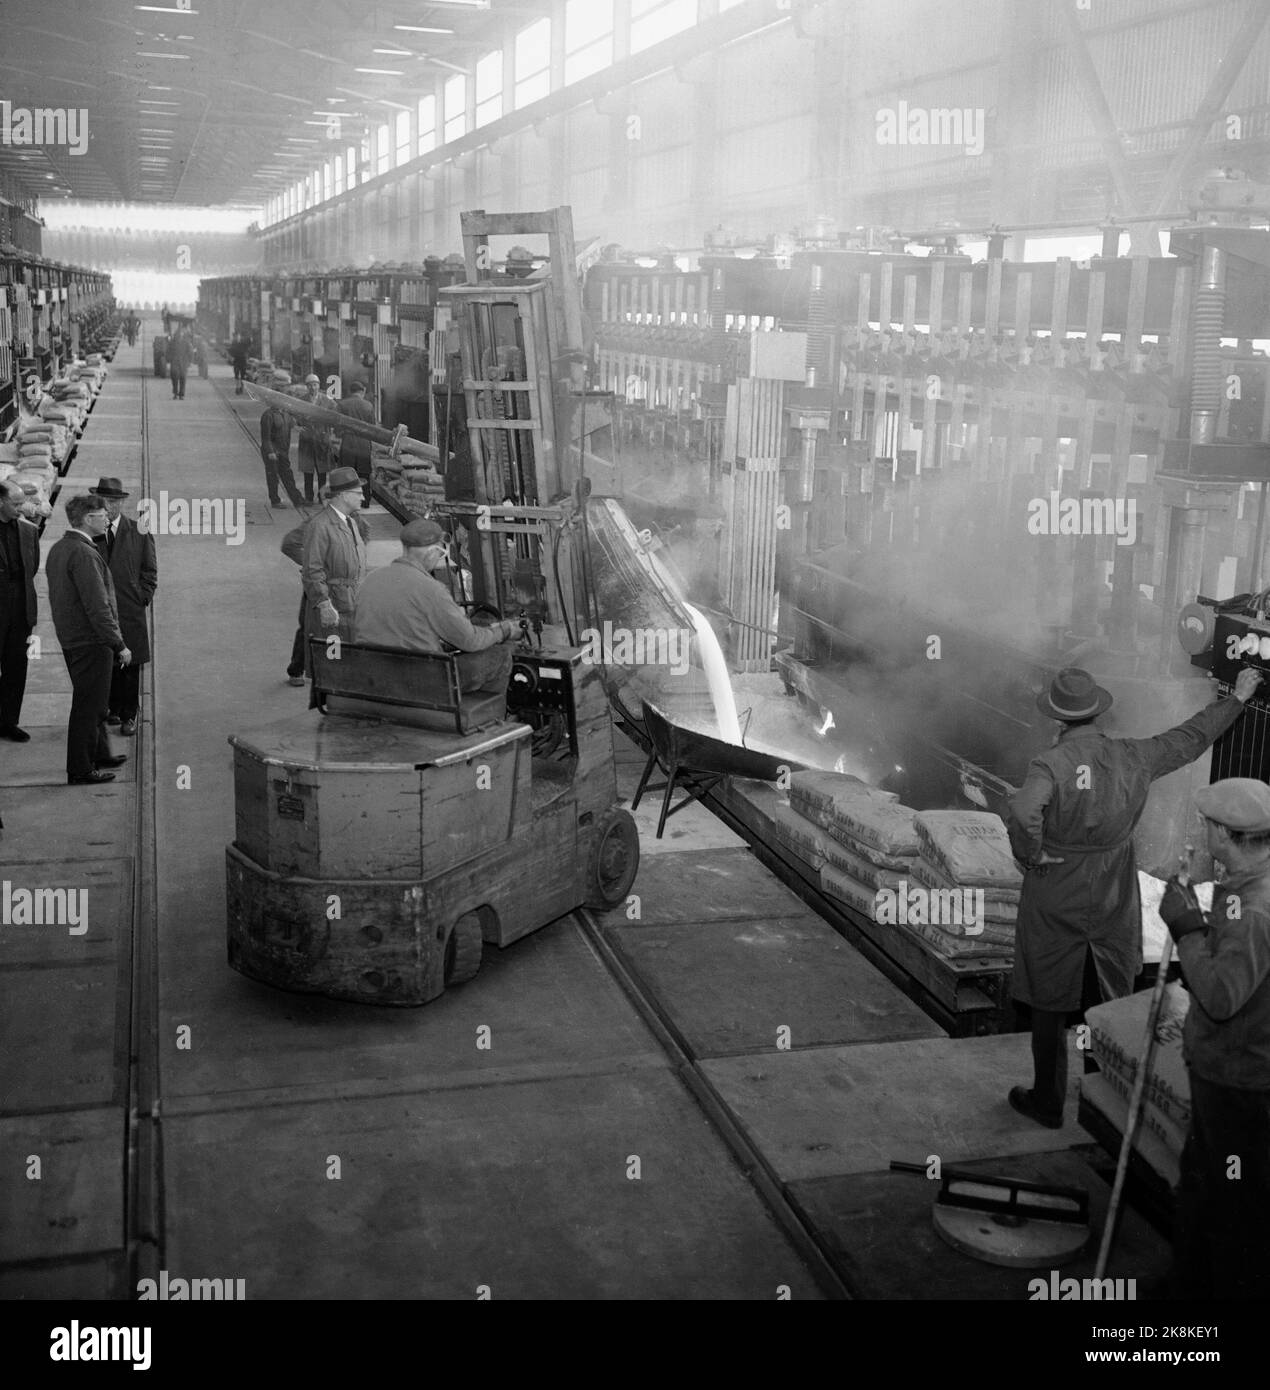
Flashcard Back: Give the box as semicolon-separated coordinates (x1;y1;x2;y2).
683;602;742;745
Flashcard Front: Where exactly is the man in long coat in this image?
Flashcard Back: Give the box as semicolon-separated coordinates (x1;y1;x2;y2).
335;380;376;508
300;467;369;679
46;495;130;784
1005;665;1261;1128
297;373;335;501
0;479;40;741
90;478;157;737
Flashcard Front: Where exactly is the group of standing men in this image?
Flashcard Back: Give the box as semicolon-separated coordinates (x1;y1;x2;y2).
0;476;154;784
260;373;375;508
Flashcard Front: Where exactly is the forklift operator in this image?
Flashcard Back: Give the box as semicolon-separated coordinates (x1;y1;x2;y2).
352;519;518;695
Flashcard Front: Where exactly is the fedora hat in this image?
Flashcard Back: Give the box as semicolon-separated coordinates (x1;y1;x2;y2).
326;466;363;494
90;477;130;499
1037;667;1113;722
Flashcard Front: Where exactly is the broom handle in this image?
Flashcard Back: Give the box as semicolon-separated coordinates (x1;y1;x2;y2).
1094;933;1175;1278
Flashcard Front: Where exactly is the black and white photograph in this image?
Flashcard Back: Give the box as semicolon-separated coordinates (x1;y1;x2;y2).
1;0;1268;1354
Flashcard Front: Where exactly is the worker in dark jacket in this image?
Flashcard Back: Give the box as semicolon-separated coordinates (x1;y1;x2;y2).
336;380;376;508
0;479;40;741
229;334;249;394
1006;666;1260;1128
168;329;192;399
353;518;517;694
260;386;305;509
297;373;335;501
90;478;157;737
1159;777;1270;1300
152;333;168;378
280;494;367;686
45;495;131;784
300;468;369;678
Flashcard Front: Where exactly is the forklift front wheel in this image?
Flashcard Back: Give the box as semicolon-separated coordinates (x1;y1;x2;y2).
585;809;640;911
444;911;483;986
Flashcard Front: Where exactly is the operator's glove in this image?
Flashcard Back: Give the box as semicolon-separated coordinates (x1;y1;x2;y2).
318;600;340;630
1160;877;1208;942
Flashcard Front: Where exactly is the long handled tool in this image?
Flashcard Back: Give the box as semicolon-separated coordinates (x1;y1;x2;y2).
1093;842;1192;1277
242;380;442;465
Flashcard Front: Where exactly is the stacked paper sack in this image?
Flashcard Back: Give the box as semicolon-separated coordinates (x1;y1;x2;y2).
909;810;1023;957
1085;984;1191;1169
781;770;917;918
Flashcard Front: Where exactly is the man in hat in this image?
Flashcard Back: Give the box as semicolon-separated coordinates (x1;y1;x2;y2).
90;478;157;737
335;380;376;508
0;479;40;743
168;327;192;400
300;467;370;673
45;495;130;785
297;373;334;502
1005;665;1262;1128
260;381;306;510
1158;777;1270;1299
353;518;518;695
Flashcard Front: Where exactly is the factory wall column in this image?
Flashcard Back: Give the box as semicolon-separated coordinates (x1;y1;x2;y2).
1159;478;1236;675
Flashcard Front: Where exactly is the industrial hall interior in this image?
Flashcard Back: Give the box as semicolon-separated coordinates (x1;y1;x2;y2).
4;0;1270;1323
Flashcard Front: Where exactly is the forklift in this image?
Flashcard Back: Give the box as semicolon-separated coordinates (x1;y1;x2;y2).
225;208;640;1006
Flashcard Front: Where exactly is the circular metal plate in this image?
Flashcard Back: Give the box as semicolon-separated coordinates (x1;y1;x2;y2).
933;1203;1090;1268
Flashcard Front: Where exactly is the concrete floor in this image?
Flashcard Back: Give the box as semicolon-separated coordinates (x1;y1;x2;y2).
0;332;1168;1299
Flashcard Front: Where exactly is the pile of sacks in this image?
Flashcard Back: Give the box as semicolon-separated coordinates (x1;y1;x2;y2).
754;771;1023;961
376;456;445;515
909;810;1022;957
14;414;66;469
783;771;918;916
1085;983;1191;1169
41;380;91;434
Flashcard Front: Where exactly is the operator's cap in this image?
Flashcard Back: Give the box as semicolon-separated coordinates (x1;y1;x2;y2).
1195;778;1270;832
400;518;445;548
304;373;320;385
272;370;292;385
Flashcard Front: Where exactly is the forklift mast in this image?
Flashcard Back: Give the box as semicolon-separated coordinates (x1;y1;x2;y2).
437;208;594;640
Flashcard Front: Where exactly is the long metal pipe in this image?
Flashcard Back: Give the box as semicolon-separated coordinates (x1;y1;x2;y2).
1189;244;1226;445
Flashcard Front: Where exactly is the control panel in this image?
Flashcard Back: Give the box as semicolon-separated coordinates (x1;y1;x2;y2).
1205;611;1270;686
506;652;579;756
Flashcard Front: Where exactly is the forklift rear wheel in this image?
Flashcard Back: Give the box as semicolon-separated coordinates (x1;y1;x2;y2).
585;809;640;911
444;912;483;986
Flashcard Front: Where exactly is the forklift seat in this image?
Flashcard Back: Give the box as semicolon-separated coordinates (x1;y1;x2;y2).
309;638;507;734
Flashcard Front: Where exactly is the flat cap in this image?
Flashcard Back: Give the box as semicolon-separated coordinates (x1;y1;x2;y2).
1195;778;1270;832
400;518;445;547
